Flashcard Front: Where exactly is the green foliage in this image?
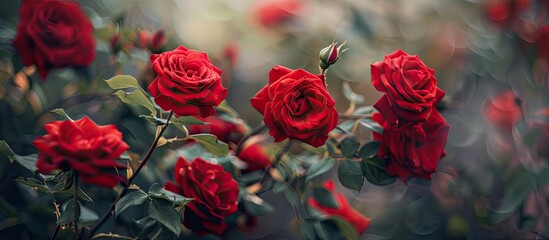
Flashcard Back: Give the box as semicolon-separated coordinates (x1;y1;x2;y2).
359;118;383;133
0;140;37;172
106;75;157;115
306;157;335;182
340;137;360;157
115;188;148;217
148;183;192;209
242;193;275;217
301;216;358;240
311;185;339;208
50;108;73;121
189;134;229;156
342;82;364;104
362;156;396;186
148;198;182;236
337;159;364;192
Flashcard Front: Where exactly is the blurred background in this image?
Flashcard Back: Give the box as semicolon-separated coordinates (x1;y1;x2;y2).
0;0;548;239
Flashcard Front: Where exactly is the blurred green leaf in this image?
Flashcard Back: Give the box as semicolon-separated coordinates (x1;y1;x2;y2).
148;183;192;208
115;189;149;217
148;199;181;236
362;157;396;186
80;205;99;225
0;141;38;173
50;108;73;121
359;118;383;133
301;218;318;240
359;141;381;159
312;186;339;208
57;199;80;226
340;137;360;157
306;157;335;182
338;160;363;192
243;193;274;217
283;186;300;211
15;177;50;193
113;90;157;115
189;134;229;156
342;82;364;104
326;216;359;240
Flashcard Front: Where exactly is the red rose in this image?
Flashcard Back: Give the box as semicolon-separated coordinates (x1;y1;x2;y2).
537;25;549;64
148;46;228;118
236;136;272;172
13;0;95;79
308;181;370;235
164;157;239;236
251;0;304;28
485;0;530;26
482;90;521;132
371;50;445;126
33;117;129;187
250;65;338;147
372;110;449;183
188;115;248;145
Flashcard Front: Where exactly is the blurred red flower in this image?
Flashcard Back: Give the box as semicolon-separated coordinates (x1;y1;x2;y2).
251;0;304;28
188;115;248;145
482;90;522;132
236;135;272;172
485;0;530;26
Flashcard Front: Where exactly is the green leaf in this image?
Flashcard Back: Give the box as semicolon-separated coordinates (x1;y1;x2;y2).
115;189;149;217
139;115;167;125
359;141;381;160
283;186;300;210
105;75;142;90
0;141;38;173
340;137;360;157
342;82;365;104
50;108;73;121
148;199;181;236
113;90;157;115
80;205;99;224
306;157;335;182
189;134;229;156
361;157;396;186
243;194;274;217
337;159;363;192
522;129;542;147
148;183;192;208
312;186;339;208
326;216;359;240
359;118;383;133
171;116;205;126
57;199;80;226
301;218;319;240
15;177;50;193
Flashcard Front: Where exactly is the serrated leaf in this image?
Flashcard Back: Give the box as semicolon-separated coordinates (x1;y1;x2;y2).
57;199;80;226
115;189;149;217
361;157;396;186
338;160;363;192
359;118;383;133
113;90;157;115
171;116;205;126
306;158;335;182
243;194;274;217
189;134;229;156
148;199;181;236
50;108;73;121
148;183;192;207
312;186;339;208
342;82;365;104
359;141;381;160
0;141;38;173
340;137;360;157
15;177;50;193
105;75;142;90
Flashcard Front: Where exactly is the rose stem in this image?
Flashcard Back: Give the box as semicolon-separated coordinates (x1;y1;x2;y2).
234;123;267;155
256;140;293;190
50;225;60;240
73;171;79;236
85;110;174;240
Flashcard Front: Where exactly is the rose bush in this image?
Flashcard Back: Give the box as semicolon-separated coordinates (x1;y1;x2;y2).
251;65;338;147
148;46;228;118
164;157;239;236
12;0;96;79
372;110;449;182
371;49;445;125
33;117;129;187
188;115;248;145
308;181;370;235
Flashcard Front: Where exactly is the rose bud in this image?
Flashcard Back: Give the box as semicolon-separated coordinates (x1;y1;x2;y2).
482;90;522;133
319;41;348;70
236;135;272;172
136;29;150;49
150;29;167;53
308;181;370;235
33;117;129;187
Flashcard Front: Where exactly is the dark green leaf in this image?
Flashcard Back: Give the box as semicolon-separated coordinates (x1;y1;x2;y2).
342;82;365;104
189;134;229;156
148;183;192;208
312;186;339;208
50;108;73;121
171;116;205;126
113;90;157;115
0;141;37;172
326;216;359;240
306;157;335;182
57;199;80;226
15;177;50;193
340;137;360;157
283;186;300;210
80;205;99;224
115;189;149;217
359;118;383;133
0;140;16;163
359;141;381;160
337;159;363;192
243;194;274;217
272;182;288;194
148;199;181;236
301;218;319;240
361;157;396;186
140;115;167;125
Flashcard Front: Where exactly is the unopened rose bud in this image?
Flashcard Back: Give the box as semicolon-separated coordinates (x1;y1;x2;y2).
319;41;348;70
136;29;150;49
150;30;167;53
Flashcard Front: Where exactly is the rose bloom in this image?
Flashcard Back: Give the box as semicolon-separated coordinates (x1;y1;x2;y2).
148;46;228;118
13;0;95;79
251;65;338;147
251;0;303;28
33;117;129;187
482;90;522;132
188;115;248;145
308;181;370;235
372;110;449;183
371;49;445;126
164;157;239;236
236;135;272;172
